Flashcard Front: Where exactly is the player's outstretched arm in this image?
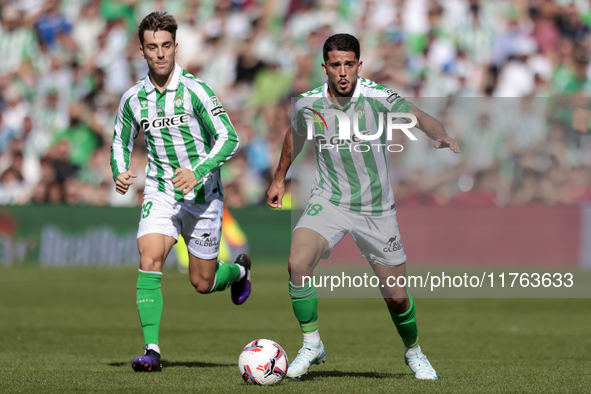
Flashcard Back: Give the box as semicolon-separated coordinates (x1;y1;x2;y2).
267;127;305;209
115;170;137;195
410;107;460;154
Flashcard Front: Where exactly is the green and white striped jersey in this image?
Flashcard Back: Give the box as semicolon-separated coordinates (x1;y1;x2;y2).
0;27;37;75
111;64;239;203
293;77;415;216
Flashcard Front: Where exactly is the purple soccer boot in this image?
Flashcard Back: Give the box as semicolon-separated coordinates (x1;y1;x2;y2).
132;347;162;372
231;254;251;305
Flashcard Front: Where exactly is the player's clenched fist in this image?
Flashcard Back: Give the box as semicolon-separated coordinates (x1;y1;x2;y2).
115;170;137;195
267;180;285;209
172;167;199;195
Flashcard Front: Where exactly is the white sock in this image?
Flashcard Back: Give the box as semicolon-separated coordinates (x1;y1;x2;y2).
237;265;246;281
303;328;321;344
146;344;161;355
405;345;421;356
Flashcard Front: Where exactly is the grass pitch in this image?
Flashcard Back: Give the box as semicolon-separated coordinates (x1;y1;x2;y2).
1;265;590;393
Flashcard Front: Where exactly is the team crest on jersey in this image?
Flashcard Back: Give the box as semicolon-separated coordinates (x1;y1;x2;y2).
355;104;364;118
174;95;183;108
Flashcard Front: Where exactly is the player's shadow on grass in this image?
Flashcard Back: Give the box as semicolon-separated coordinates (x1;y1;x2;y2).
299;371;410;381
108;360;233;368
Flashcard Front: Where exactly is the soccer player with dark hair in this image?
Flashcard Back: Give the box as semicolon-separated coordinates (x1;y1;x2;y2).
111;12;251;372
267;33;460;379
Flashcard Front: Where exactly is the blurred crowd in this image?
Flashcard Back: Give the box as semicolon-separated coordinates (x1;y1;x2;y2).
0;0;590;208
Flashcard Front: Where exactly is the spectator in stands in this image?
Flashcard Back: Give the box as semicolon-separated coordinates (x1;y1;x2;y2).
35;0;72;50
0;0;590;208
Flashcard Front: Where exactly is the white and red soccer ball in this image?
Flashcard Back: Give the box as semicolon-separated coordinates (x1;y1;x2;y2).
238;339;288;385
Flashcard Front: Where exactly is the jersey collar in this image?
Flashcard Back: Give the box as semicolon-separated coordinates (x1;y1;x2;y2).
321;76;361;110
144;63;182;94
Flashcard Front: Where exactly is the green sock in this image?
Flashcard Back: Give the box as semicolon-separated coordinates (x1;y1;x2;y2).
137;270;163;346
209;260;241;293
289;281;319;334
388;293;419;348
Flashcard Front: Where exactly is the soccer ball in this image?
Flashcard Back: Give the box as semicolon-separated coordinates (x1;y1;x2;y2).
238;339;288;385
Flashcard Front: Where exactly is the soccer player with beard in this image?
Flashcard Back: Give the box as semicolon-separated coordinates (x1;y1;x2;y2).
111;12;251;372
267;34;460;379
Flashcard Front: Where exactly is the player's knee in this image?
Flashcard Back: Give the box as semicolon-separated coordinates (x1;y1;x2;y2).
190;275;213;294
288;253;311;275
288;255;310;285
194;283;212;294
385;297;409;314
139;255;163;272
193;280;212;294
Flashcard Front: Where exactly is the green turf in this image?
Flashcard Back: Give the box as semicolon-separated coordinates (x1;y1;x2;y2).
1;266;590;393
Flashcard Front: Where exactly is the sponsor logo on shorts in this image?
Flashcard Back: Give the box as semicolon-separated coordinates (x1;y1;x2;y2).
194;233;219;248
383;235;403;253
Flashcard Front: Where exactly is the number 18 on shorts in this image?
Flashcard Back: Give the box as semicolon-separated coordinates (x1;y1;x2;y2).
294;196;407;266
